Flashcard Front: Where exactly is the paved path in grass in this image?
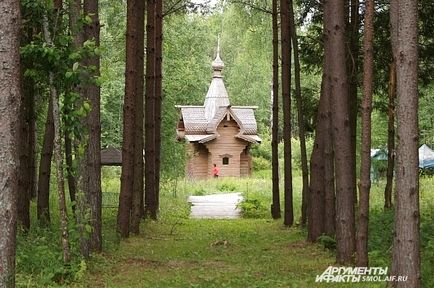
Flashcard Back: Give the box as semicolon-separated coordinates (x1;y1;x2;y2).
187;193;244;219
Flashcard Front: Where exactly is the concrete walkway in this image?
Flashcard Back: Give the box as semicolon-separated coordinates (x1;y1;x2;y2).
187;193;244;219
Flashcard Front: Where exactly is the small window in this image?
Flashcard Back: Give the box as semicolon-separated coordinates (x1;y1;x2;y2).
222;157;229;165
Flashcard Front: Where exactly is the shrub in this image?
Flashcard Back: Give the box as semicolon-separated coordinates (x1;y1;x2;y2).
16;225;85;286
252;156;271;171
217;182;236;192
238;197;265;218
250;134;272;161
317;234;336;251
193;187;206;195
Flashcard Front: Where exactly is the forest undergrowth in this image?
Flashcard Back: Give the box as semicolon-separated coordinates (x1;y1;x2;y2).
15;171;434;287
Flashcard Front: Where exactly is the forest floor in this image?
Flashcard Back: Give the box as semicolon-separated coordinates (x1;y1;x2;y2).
75;218;385;288
17;173;434;287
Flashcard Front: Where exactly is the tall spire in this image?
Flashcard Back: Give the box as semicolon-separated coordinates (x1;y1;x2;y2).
204;37;230;120
212;35;224;73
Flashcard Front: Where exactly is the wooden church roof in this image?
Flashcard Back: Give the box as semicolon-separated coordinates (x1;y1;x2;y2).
101;147;122;166
176;40;261;144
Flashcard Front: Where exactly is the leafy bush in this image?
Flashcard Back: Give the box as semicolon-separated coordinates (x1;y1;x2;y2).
238;197;265;218
250;134;272;161
317;234;336;251
252;156;271;171
16;225;85;286
217;182;236;192
422;239;434;288
420;202;434;287
193;187;206;195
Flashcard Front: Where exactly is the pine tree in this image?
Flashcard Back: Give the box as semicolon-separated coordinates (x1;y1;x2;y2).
0;0;21;285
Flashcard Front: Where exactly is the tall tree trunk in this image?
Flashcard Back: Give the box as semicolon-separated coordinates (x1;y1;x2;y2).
356;0;374;267
17;63;33;231
391;0;420;286
118;0;138;238
49;78;71;264
37;97;54;225
0;0;21;285
145;0;157;219
384;62;395;209
289;0;308;226
348;0;359;204
65;131;77;214
42;13;71;263
323;75;335;237
83;0;102;253
54;0;62;9
65;0;84;218
69;0;83;47
29;91;37;200
131;0;145;234
280;0;293;227
67;0;82;214
154;0;163;217
326;0;356;264
18;24;37;227
68;0;89;257
308;6;337;240
307;80;326;241
271;0;281;220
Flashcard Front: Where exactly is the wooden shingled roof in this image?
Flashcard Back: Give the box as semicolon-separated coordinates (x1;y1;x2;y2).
175;40;261;144
101;147;122;166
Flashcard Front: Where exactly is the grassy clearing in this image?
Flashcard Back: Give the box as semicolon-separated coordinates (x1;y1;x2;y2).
16;169;434;287
76;219;385;288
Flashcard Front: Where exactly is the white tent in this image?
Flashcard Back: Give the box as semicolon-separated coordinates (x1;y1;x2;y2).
418;144;434;168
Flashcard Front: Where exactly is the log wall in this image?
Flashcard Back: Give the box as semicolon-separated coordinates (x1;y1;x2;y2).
186;143;209;179
240;146;252;177
186;118;251;178
205;119;247;177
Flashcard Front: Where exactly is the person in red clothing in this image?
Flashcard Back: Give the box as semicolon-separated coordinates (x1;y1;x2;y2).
212;163;220;178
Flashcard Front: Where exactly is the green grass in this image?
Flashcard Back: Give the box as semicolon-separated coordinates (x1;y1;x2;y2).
74;219;385;288
15;171;434;287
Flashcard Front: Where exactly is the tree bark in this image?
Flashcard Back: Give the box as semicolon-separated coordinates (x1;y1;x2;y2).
280;0;293;227
17;61;33;231
271;0;281;220
29;100;37;200
69;0;83;47
68;0;90;257
326;0;356;264
154;0;163;218
384;62;395;209
54;0;63;10
308;6;337;241
131;0;145;234
37;97;54;226
356;0;374;267
289;0;308;226
145;0;157;219
391;0;421;286
42;13;71;263
0;0;21;285
118;0;139;238
323;74;335;237
307;80;326;241
65;131;77;214
83;0;102;253
67;0;82;215
348;0;359;204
